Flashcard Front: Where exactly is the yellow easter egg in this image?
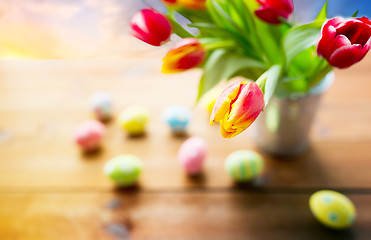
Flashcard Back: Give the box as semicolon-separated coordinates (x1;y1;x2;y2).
117;106;149;135
309;190;356;229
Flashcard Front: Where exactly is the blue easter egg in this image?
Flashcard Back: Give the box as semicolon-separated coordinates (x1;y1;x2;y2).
161;105;192;133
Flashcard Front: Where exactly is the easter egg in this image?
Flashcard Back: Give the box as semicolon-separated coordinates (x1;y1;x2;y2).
90;92;113;121
117;106;149;136
309;190;356;229
178;137;207;175
161;105;191;135
225;150;264;182
104;154;142;186
74;120;105;151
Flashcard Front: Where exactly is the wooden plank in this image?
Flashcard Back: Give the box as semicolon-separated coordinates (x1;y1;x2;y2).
0;134;370;189
0;192;370;240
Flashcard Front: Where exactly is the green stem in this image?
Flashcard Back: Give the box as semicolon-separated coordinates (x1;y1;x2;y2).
308;62;333;88
203;40;236;51
279;17;294;28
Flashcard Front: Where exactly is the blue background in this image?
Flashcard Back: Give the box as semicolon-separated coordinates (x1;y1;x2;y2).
293;0;371;22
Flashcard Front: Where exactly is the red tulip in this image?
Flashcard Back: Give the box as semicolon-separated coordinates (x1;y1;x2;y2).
161;0;178;6
255;0;294;24
317;17;371;69
130;9;172;46
210;81;265;139
162;38;206;73
162;0;177;4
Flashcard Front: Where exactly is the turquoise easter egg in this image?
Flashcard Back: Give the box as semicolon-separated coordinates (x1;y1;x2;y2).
104;154;142;186
225;150;264;182
309;190;356;229
161;105;191;134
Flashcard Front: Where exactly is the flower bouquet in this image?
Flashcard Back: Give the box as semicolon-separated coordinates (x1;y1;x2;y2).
130;0;371;153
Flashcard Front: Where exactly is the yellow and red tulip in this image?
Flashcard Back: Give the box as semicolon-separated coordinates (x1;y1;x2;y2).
162;0;206;10
130;9;172;46
162;38;206;74
179;0;206;10
210;81;265;139
317;17;371;69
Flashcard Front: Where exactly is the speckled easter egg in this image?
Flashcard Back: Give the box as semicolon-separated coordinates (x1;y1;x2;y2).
74;120;105;151
309;190;356;229
225;150;264;182
104;154;142;186
117;106;149;136
178;137;207;175
90;92;113;121
161;105;191;134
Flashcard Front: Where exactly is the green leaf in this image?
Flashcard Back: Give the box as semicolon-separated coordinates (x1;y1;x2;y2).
315;0;328;21
256;65;282;107
197;49;266;101
166;11;195;38
352;10;359;17
283;21;324;66
200;38;235;50
230;0;255;33
206;0;237;32
189;23;235;38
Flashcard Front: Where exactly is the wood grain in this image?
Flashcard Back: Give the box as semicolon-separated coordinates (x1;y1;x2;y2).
0;192;370;240
0;136;370;189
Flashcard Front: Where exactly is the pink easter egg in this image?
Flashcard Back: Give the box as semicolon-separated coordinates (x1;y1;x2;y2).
178;137;207;175
74;120;105;151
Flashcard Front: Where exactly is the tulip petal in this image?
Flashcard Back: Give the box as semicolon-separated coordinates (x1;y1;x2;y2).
255;6;282;24
329;44;369;68
326;34;352;57
317;18;343;58
337;20;371;46
210;82;244;124
358;17;371;26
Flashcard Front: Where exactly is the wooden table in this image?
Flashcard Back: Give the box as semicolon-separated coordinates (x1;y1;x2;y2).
0;55;370;239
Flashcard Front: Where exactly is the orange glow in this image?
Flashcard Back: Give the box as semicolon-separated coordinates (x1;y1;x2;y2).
0;0;151;59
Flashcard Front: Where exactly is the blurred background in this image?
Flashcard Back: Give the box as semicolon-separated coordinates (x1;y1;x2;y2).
0;0;369;59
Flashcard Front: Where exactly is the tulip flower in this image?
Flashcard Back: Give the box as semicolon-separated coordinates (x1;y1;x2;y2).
130;9;172;46
317;17;371;69
161;0;179;7
162;0;177;4
179;0;206;10
161;0;206;10
210;81;265;139
162;38;206;73
255;0;294;24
